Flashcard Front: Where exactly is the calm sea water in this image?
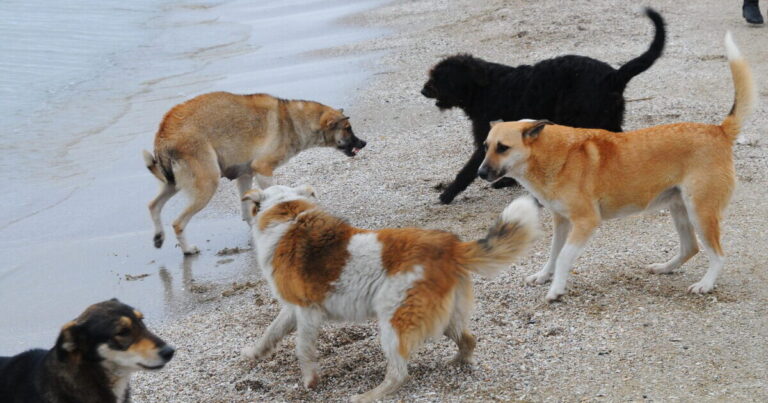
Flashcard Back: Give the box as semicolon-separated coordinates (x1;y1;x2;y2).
0;0;386;354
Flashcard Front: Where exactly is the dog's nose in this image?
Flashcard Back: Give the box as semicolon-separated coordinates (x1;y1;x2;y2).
158;345;175;361
478;165;489;180
358;139;367;148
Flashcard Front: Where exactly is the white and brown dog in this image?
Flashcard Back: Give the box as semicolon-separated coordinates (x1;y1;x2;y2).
478;32;755;302
240;185;539;402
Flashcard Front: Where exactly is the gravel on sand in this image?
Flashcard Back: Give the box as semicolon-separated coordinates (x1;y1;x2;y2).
134;0;768;401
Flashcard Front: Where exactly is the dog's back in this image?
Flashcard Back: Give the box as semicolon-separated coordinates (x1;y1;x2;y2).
0;349;49;402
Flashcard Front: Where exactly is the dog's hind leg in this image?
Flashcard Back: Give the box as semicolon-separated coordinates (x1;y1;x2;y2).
439;147;485;204
546;212;599;302
527;213;570;285
444;277;476;365
242;306;296;360
647;196;699;274
148;182;178;248
351;320;409;403
172;156;219;255
683;190;730;294
295;308;323;389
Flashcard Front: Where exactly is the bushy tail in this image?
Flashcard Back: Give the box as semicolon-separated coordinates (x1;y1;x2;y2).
720;32;756;140
612;8;665;90
457;196;540;277
142;149;175;185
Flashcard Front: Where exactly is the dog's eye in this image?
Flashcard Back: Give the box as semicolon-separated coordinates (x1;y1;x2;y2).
496;143;509;153
115;328;131;337
483;143;489;152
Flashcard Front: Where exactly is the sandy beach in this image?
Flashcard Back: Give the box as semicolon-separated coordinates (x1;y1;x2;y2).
3;0;766;401
127;0;768;401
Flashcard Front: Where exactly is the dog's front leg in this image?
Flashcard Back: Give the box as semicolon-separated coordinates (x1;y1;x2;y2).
546;215;598;302
236;175;255;222
255;174;273;190
242;306;296;360
439;147;485;204
295;308;323;389
527;213;570;285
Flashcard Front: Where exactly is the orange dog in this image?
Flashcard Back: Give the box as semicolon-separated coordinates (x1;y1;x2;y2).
478;32;755;301
240;185;539;402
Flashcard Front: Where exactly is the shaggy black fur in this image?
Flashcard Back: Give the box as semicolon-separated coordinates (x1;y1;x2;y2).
421;8;665;204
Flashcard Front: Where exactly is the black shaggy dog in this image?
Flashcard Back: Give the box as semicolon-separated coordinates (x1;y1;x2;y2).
422;8;665;204
0;299;174;403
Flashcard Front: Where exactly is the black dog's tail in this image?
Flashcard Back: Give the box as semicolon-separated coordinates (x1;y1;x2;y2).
612;8;665;90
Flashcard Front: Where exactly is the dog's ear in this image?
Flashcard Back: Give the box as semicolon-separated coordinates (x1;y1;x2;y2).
522;120;552;140
297;185;317;199
55;321;81;361
320;111;348;130
490;119;504;128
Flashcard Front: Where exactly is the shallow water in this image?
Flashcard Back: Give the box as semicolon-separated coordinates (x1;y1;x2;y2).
0;0;385;354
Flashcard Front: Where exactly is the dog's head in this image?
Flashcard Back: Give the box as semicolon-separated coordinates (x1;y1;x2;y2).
319;108;366;157
55;299;174;372
478;120;551;182
421;54;489;110
242;184;317;218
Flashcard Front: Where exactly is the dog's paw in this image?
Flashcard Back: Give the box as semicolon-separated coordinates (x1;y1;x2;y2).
182;245;200;255
545;288;566;302
646;261;677;274
153;232;164;248
449;354;474;367
241;345;269;360
303;370;320;389
687;280;715;294
525;271;552;285
350;392;374;403
439;191;457;205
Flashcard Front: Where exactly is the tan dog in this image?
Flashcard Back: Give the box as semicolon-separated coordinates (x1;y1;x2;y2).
239;185;539;402
478;32;755;301
142;92;366;255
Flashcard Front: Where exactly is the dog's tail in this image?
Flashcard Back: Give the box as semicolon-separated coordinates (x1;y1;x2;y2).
142;149;176;185
612;8;665;90
456;196;540;277
720;32;756;140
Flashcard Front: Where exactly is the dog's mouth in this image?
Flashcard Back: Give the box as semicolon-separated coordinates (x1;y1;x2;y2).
339;137;367;157
138;363;167;370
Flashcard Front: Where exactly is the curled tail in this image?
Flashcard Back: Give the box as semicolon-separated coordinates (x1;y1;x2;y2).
720;32;756;140
142;149;176;185
612;8;665;90
457;196;540;277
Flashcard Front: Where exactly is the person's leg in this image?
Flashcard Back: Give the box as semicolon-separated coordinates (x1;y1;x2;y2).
743;0;764;24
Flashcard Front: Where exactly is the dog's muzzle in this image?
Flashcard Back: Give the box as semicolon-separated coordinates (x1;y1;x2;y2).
478;164;502;182
421;86;436;98
339;134;367;157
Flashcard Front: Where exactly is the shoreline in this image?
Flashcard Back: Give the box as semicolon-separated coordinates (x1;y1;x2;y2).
135;0;768;401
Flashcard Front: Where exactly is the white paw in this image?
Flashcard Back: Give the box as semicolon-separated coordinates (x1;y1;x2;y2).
525;271;552;285
545;287;565;302
182;245;200;255
350;393;373;403
302;370;320;389
688;280;714;294
646;261;677;274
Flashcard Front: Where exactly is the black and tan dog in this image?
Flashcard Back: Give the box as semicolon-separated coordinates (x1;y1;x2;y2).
0;299;174;403
421;8;665;204
143;92;366;255
478;33;754;301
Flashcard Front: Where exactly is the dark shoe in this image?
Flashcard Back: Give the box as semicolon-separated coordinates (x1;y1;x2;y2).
743;0;764;24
